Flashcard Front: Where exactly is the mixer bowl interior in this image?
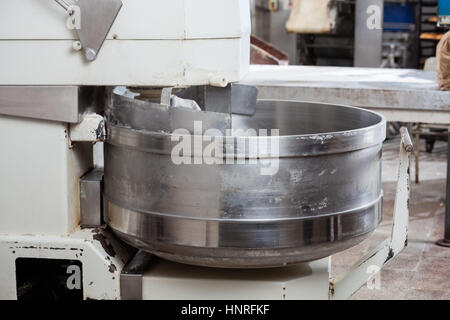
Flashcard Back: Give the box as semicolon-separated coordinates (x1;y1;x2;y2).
232;100;383;136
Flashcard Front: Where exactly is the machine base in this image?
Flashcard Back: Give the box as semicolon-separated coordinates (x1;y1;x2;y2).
0;228;132;300
121;252;331;300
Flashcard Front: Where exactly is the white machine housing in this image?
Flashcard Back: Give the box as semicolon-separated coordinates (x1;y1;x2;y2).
0;0;250;86
0;0;251;300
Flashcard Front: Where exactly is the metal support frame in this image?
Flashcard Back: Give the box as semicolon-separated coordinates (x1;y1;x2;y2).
329;127;413;299
436;128;450;247
414;124;420;184
411;123;448;185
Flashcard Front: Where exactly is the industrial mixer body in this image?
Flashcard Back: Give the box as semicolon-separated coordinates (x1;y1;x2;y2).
104;94;386;268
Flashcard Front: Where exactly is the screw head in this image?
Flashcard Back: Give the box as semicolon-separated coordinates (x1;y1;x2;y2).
84;48;97;61
72;41;82;51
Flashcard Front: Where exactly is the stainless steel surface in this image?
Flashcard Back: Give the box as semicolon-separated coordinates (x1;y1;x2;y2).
241;66;450;113
121;250;153;300
202;84;258;116
104;96;386;268
0;86;91;123
354;0;383;67
171;84;257;116
74;0;122;61
203;85;232;114
230;84;258;116
141;257;330;300
80;169;104;228
108;93;231;135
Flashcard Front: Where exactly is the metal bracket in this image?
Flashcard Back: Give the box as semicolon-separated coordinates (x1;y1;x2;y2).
121;250;154;300
167;84;258;116
160;87;201;111
70;113;105;142
80;169;104;228
329;127;413;300
54;0;123;61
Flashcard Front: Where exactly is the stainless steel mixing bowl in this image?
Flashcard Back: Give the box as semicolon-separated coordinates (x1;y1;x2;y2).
104;94;386;268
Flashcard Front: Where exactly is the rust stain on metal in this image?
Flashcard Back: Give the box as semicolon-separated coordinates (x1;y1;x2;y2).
329;281;335;297
92;229;116;257
109;263;117;273
250;35;289;65
96;120;106;141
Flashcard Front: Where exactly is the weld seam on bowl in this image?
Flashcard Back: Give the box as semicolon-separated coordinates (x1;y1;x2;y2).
104;192;383;223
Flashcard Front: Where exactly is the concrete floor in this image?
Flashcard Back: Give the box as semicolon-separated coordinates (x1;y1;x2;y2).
331;136;450;300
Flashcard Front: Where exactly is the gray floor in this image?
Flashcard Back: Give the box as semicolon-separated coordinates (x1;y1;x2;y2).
331;137;450;299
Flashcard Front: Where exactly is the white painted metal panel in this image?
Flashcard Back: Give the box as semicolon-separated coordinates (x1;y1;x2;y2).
0;0;72;39
0;37;249;86
0;0;250;85
108;0;185;40
142;258;329;300
0;115;92;234
0;0;248;40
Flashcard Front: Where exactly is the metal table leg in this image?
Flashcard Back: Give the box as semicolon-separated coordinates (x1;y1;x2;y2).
436;131;450;247
414;124;420;184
